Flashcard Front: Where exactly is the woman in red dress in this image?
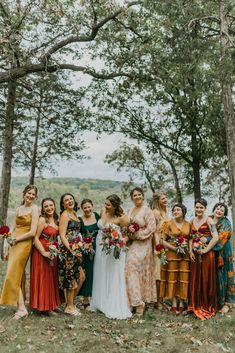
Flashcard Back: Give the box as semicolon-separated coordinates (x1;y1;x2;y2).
30;198;61;312
188;198;219;320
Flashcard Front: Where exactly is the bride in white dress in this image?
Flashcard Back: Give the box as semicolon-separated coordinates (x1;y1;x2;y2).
90;194;132;319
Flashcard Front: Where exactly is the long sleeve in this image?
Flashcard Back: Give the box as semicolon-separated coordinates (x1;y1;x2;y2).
138;208;156;241
213;218;232;252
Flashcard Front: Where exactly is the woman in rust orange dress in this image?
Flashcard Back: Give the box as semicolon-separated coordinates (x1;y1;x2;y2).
29;198;61;313
188;198;219;320
159;203;191;314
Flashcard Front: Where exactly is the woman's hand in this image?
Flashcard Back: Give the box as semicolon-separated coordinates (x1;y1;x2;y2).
190;251;195;262
198;247;208;255
43;251;53;259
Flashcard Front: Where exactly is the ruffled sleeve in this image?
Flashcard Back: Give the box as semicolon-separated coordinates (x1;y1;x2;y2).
138;208;156;241
213;217;232;252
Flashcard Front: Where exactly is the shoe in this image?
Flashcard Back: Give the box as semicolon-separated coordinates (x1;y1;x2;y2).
178;307;184;315
136;303;145;317
170;306;177;314
64;309;81;317
12;310;28;320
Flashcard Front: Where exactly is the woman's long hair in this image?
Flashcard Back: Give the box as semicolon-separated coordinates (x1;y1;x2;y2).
60;193;78;214
106;194;123;217
152;191;167;216
40;198;59;225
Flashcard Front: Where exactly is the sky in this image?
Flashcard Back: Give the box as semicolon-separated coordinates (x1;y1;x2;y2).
11;131;131;181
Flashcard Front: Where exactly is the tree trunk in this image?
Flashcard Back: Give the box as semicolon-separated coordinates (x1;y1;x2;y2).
0;79;17;259
29;89;42;184
0;79;17;223
161;152;183;203
219;0;235;238
192;157;201;200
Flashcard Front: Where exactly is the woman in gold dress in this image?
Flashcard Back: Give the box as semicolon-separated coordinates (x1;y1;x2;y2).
159;203;191;314
0;185;39;319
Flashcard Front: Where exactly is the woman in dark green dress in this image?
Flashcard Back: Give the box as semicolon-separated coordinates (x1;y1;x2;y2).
79;199;100;307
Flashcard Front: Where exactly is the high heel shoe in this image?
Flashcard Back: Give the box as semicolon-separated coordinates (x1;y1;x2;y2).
12;310;28;320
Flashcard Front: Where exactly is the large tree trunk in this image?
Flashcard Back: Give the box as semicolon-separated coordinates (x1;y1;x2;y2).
219;0;235;238
0;79;16;259
192;157;201;200
29;89;42;184
0;79;17;223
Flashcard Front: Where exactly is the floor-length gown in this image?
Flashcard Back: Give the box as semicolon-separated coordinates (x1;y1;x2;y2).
0;214;33;306
79;212;100;298
126;206;156;307
188;220;217;319
90;220;132;319
29;225;61;311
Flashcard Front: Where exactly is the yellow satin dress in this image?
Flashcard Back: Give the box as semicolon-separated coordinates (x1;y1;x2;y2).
0;213;32;306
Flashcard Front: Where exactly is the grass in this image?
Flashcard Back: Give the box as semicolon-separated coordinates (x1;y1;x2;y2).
0;303;234;353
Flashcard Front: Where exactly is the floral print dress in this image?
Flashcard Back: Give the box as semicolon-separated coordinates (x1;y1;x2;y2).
125;206;156;307
58;219;83;290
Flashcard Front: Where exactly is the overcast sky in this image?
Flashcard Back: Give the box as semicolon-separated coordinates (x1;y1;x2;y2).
10;131;131;181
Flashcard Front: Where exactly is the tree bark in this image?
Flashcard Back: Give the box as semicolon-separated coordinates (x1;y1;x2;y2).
0;79;17;259
219;0;235;237
0;79;17;223
29;89;43;185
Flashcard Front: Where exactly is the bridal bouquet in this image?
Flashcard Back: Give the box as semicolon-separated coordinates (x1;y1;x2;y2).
100;224;127;259
175;236;188;254
0;225;14;246
155;244;168;265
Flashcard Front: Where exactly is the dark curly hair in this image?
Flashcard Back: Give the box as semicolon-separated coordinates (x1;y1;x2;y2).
212;202;228;217
60;193;78;214
106;194;123;217
40;198;59;225
172;203;187;218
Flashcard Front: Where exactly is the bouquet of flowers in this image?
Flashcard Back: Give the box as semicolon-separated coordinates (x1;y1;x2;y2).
81;234;95;260
155;244;168;265
175;236;188;254
100;224;127;259
0;225;14;246
48;240;66;266
191;234;207;262
127;221;140;240
69;235;83;260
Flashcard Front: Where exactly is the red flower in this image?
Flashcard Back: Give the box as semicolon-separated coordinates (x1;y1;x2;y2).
192;237;201;243
155;244;165;252
132;223;140;231
83;236;93;244
176;236;185;244
52;241;59;248
119;240;124;248
0;225;10;235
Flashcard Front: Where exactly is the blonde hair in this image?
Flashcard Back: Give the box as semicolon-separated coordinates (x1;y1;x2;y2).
152;191;167;216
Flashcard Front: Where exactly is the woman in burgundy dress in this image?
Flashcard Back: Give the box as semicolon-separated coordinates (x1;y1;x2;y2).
188;198;219;320
30;198;61;312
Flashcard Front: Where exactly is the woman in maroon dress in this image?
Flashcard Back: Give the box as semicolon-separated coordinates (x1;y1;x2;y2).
188;198;219;320
30;198;61;312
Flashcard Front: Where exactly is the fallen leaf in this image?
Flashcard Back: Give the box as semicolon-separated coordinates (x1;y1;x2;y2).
190;337;202;346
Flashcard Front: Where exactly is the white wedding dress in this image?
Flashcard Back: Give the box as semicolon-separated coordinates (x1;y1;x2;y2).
90;220;132;319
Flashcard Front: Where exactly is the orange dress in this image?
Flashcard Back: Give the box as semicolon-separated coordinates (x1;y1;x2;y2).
29;225;61;311
159;220;191;300
188;221;217;319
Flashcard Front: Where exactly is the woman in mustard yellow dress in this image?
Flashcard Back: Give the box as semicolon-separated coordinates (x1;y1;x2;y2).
159;203;191;314
0;185;39;319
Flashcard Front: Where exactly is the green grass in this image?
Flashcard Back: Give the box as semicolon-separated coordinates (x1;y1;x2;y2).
0;304;234;353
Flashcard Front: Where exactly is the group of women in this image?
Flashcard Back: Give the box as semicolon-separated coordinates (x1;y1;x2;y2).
0;185;234;321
